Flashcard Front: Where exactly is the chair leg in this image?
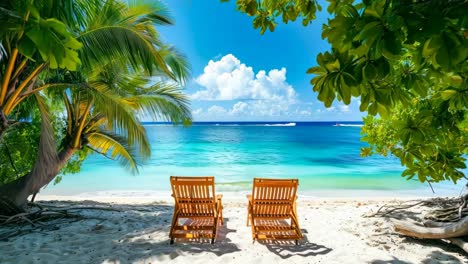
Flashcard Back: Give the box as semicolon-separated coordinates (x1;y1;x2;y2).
250;219;256;241
212;216;218;244
219;206;224;226
290;213;303;240
169;208;180;244
246;203;251;226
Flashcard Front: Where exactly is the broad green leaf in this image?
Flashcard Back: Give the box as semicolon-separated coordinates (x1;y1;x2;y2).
325;59;340;72
440;90;457;100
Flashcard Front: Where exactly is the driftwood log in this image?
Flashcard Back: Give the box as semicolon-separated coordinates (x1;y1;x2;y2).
390;194;468;254
393;217;468;239
446;238;468;253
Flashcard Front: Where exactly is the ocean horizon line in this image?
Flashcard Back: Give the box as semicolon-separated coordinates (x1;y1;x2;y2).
141;121;364;126
141;121;364;123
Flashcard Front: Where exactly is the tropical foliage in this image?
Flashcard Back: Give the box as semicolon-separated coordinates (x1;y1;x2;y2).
0;0;191;206
227;0;468;184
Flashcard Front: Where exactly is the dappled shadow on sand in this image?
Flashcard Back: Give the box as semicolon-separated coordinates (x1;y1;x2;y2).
259;229;332;259
421;250;466;264
104;216;241;263
369;249;466;264
3;201;241;263
399;236;467;260
369;256;413;264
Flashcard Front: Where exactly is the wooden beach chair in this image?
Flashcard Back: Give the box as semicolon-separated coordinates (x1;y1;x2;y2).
246;178;302;244
169;176;223;244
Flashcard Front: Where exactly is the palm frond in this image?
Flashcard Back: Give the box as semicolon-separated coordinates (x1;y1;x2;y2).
83;113;106;134
126;81;192;125
0;42;6;63
158;45;191;84
77;0;172;77
126;0;173;26
35;0;85;28
9;93;38;121
0;6;21;32
85;82;151;158
89;68;192;124
78;26;161;74
87;130;139;172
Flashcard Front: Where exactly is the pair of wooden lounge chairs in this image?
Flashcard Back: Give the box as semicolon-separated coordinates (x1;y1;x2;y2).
169;176;303;244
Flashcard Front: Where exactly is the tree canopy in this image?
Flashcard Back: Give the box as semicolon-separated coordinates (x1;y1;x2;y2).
0;0;192;206
227;0;468;185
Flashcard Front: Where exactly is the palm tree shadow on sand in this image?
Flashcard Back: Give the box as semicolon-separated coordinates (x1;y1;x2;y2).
258;229;333;259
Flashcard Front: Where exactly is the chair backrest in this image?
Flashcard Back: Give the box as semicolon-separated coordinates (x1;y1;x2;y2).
251;178;299;216
170;176;217;216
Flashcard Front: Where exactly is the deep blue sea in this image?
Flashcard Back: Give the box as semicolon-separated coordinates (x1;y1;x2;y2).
43;122;463;196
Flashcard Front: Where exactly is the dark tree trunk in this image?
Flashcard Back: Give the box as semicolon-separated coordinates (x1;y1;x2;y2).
0;146;75;208
0;108;9;139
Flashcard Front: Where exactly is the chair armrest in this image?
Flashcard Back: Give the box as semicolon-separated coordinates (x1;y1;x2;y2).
216;194;223;200
246;194;252;202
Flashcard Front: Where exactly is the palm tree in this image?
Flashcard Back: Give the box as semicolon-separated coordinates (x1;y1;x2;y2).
0;0;192;207
0;0;184;137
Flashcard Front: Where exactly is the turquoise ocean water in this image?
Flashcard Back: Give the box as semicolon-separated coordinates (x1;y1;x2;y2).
43;122;463;196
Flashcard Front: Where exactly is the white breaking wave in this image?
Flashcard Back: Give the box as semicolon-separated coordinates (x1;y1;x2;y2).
333;124;363;127
264;122;296;127
143;122;297;127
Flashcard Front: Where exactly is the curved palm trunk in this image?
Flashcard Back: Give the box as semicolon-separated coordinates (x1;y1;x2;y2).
0;146;75;208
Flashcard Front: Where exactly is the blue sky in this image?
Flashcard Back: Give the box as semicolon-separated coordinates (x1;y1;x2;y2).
158;0;365;121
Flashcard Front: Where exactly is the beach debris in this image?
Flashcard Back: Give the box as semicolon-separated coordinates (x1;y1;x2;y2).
393;217;468;239
364;194;468;254
0;201;150;241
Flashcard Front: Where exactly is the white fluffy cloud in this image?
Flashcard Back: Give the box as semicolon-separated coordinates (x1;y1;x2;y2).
339;105;350;112
323;104;351;113
192;54;296;102
207;105;227;115
233;100;290;117
192;108;203;115
193;100;308;119
190;54;363;121
231;101;248;115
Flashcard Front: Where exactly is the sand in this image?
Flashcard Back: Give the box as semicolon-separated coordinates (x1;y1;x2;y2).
0;193;466;264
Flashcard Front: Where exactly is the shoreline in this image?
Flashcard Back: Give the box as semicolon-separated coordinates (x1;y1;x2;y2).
36;188;463;204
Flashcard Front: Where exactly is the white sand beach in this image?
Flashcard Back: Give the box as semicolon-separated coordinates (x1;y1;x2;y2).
0;193;466;264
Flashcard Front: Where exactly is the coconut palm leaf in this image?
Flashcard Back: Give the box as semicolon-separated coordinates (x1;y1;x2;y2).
126;0;173;26
87;130;138;171
157;45;191;84
126;81;192;125
84;82;151;158
91;67;191;124
76;0;173;77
